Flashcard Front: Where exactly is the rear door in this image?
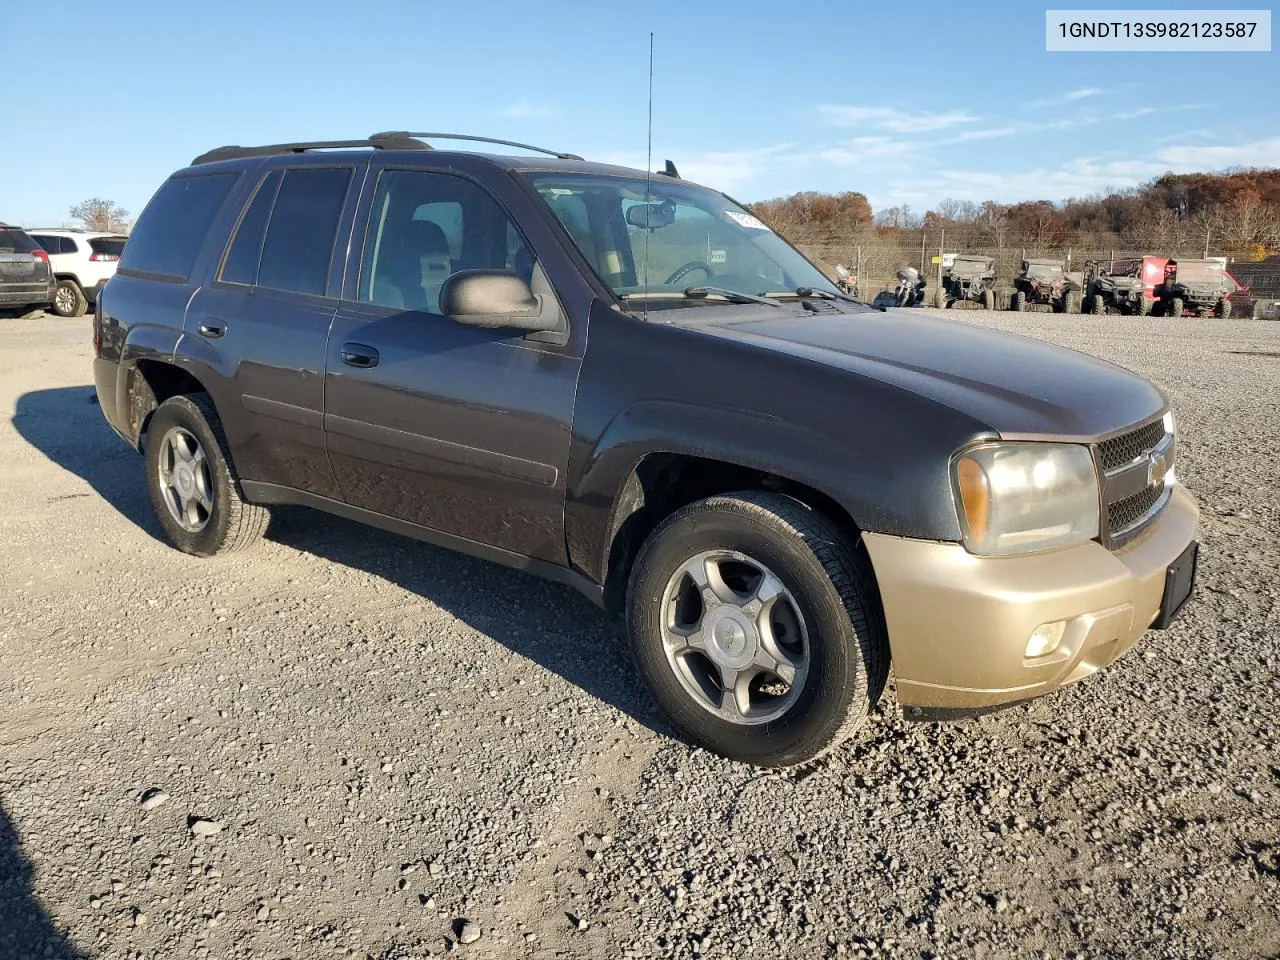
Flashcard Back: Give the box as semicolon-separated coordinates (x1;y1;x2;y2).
322;161;584;564
184;160;360;500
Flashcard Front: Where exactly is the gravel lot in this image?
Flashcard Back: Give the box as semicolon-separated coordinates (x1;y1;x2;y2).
2;307;1278;960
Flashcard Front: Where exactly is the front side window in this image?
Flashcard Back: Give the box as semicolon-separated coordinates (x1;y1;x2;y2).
256;167;353;296
359;170;533;314
525;173;838;306
120;173;238;281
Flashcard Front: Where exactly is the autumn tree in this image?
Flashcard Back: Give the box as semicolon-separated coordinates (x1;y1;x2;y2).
70;199;130;232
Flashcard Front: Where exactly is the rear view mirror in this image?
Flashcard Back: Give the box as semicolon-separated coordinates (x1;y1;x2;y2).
440;270;561;333
625;202;676;230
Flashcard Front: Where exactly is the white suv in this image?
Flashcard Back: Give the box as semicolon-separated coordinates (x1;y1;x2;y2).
28;229;127;317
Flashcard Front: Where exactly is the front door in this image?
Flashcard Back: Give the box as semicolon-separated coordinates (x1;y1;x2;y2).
322;166;583;564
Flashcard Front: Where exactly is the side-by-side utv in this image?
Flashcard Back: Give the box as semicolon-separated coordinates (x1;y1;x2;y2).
937;255;998;310
1084;258;1150;316
1158;259;1232;318
1011;259;1080;314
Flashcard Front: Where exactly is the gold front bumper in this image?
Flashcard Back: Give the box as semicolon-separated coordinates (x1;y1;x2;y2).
862;485;1199;712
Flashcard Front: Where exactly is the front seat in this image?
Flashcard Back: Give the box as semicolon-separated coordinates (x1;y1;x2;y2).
376;219;453;313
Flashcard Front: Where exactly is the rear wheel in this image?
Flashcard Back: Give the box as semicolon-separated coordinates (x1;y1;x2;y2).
1012;291;1026;312
981;288;995;311
1089;293;1106;315
1135;295;1150;317
52;279;87;318
627;492;888;767
1062;291;1080;314
1168;297;1184;318
145;394;270;557
1218;298;1232;319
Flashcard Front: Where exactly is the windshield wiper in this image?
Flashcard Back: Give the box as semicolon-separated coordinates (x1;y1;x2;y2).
619;287;780;307
761;287;885;312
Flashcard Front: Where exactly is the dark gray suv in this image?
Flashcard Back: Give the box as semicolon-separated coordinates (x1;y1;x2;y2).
92;133;1199;766
0;223;56;314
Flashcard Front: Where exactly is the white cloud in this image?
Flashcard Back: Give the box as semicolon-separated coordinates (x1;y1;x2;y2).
1026;86;1103;108
817;104;979;133
1156;137;1280;168
499;99;554;119
1114;107;1157;120
946;127;1019;143
815;136;920;166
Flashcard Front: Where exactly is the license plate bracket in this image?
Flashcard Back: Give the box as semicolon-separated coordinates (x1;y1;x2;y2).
1153;540;1198;629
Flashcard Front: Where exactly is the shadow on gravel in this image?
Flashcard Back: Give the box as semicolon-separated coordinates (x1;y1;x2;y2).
0;803;86;958
266;506;670;737
11;386;164;542
13;387;668;737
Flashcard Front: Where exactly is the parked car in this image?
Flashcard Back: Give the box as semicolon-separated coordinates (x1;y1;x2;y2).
0;222;56;314
1222;267;1280;319
92;132;1199;766
1011;259;1081;313
28;228;127;317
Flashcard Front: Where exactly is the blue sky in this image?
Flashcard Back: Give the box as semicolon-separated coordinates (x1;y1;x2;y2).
2;0;1276;227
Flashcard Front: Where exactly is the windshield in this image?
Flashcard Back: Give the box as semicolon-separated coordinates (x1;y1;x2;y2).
525;173;838;304
1175;261;1223;283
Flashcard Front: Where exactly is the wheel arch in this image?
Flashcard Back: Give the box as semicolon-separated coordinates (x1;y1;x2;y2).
126;358;210;448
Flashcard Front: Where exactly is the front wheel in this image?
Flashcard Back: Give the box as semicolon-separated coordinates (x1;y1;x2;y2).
627;492;889;767
1012;290;1026;312
145;394;270;557
981;288;995;311
1168;297;1184;318
1218;298;1232;319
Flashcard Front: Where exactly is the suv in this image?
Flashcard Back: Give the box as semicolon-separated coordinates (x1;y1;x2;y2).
92;133;1200;767
28;228;127;317
0;223;56;314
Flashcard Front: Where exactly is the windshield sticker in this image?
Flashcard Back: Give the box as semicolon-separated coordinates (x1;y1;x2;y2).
724;211;771;231
710;249;727;264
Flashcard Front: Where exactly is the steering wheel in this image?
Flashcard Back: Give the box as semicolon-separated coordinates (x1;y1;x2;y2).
664;260;714;286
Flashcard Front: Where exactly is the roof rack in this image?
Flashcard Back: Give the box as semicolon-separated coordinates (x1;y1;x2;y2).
191;134;431;166
369;131;583;161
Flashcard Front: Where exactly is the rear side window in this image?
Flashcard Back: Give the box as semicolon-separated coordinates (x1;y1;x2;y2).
89;237;127;258
120;174;237;281
0;227;40;254
219;171;282;286
257;167;352;296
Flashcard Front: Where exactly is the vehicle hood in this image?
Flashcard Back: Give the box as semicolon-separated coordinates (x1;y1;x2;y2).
695;307;1165;437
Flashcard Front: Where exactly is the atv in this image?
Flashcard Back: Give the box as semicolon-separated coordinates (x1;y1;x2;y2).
1084;258;1150;316
1158;258;1232;318
937;254;997;310
892;266;927;307
1011;259;1080;314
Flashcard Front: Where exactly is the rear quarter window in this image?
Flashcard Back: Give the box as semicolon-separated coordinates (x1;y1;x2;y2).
119;173;238;281
0;228;40;254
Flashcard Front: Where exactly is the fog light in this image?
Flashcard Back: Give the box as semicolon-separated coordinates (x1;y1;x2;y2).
1025;621;1067;658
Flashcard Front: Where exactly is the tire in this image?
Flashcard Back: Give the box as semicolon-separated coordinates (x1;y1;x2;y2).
52;279;87;318
1012;291;1026;312
1135;295;1150;317
1168;297;1184;318
1089;293;1106;315
981;288;995;311
1065;291;1080;314
144;393;270;557
1218;298;1232;319
933;287;947;309
626;491;889;767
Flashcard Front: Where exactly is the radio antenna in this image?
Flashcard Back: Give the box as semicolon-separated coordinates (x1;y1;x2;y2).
643;31;654;324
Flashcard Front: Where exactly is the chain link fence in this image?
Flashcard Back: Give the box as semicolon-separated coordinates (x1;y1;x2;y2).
791;229;1280;312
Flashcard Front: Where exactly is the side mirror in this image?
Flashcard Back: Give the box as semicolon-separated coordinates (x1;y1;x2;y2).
440;270;561;333
625;202;676;230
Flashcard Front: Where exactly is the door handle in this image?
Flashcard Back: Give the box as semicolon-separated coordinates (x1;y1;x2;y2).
198;322;226;339
341;343;379;369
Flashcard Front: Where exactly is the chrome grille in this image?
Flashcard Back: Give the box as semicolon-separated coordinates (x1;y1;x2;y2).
1098;419;1166;471
1108;481;1166;533
1096;416;1173;548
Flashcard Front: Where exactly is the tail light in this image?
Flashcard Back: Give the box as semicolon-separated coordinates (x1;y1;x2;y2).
89;253;119;262
31;249;49;263
92;282;106;355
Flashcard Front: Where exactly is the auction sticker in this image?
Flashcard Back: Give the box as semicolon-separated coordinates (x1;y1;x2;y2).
724;211;771;231
1047;9;1271;50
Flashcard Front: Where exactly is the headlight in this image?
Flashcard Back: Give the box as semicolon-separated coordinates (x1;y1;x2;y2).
953;443;1099;556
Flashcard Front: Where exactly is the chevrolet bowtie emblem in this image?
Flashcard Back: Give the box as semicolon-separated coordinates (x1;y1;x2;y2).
1148;451;1169;486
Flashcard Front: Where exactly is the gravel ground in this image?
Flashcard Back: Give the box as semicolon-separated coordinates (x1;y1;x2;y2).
2;307;1278;960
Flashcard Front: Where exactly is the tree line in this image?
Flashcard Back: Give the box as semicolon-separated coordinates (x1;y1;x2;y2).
751;169;1280;262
